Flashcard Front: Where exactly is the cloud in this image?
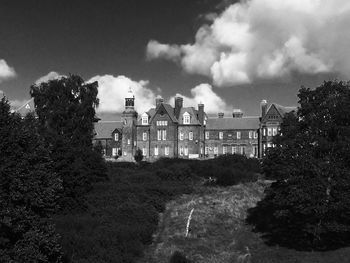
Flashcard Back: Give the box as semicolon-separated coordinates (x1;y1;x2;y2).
88;75;230;114
168;83;231;113
0;59;16;83
146;0;350;87
35;71;63;85
88;75;157;114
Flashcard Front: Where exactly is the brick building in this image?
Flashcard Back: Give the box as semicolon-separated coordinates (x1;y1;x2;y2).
11;90;296;160
93;89;296;161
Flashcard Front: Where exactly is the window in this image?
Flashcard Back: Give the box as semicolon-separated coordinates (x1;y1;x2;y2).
254;131;258;139
143;132;147;141
157;130;162;140
112;148;117;156
184;146;188;156
267;128;272;136
156;120;168;126
165;146;169;156
124;151;127;156
205;131;209;139
142;116;148;125
249;131;253;139
237;131;241;139
162;130;167;140
267;143;272;148
154;146;159;156
180;146;184;156
219;132;223;140
242;146;246;155
183;112;190;124
179;132;184;140
272;127;278;136
189;132;193;141
142;147;147;156
214;147;218;155
127;139;130;145
114;133;119;141
232;146;237;154
253;145;258;157
263;128;266;136
223;146;227;154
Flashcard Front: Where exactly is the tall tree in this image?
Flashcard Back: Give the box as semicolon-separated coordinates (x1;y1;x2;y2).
30;75;107;210
0;97;63;262
247;80;350;250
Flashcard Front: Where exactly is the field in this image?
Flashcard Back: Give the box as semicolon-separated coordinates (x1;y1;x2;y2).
139;181;350;263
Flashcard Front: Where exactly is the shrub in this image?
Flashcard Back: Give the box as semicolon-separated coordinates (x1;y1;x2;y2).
169;251;192;263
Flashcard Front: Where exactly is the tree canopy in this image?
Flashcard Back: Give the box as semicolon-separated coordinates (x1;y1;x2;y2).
30;75;107;211
0;97;63;262
247;80;350;250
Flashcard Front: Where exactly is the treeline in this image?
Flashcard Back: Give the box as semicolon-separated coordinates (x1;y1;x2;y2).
247;80;350;251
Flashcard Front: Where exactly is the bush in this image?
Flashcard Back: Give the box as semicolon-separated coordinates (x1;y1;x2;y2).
169;251;192;263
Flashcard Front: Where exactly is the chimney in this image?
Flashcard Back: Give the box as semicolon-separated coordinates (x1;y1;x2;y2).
261;100;267;118
218;112;224;118
156;97;164;108
174;96;183;118
232;109;243;118
198;103;204;125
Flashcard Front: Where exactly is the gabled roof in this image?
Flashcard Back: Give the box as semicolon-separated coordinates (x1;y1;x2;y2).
264;103;297;121
178;107;201;125
206;116;260;130
274;104;297;116
137;108;156;125
94;121;122;139
15;98;35;117
149;103;178;123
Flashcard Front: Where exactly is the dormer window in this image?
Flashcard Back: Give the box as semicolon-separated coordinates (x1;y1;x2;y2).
183;112;190;124
141;113;148;125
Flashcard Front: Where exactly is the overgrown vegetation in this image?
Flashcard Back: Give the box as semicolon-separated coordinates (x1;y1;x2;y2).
54;155;259;262
247;80;350;251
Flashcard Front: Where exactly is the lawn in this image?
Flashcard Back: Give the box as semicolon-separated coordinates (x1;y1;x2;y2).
139;181;350;263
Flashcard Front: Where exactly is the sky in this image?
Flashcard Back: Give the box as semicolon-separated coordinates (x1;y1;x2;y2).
0;0;349;116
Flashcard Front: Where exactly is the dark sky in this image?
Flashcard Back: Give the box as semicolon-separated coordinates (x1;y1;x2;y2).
0;0;340;115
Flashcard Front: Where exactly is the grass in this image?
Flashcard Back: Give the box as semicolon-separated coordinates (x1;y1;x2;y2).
139;181;350;263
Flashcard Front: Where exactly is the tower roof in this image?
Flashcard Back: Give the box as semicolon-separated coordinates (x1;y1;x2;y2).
125;87;134;99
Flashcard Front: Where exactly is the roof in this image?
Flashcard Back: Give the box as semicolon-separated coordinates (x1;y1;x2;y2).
273;104;297;116
178;107;201;125
14;98;35;117
206;116;260;130
94;121;122;139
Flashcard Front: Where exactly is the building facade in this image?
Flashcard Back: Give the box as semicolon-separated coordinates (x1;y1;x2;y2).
93;90;297;161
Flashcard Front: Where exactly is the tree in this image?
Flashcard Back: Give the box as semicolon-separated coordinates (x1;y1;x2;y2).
0;97;63;262
30;75;107;211
247;80;350;250
134;148;144;163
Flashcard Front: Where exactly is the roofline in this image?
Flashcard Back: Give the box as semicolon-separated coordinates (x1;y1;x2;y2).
15;98;34;111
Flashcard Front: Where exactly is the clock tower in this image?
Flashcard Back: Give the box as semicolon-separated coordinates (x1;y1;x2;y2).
121;87;138;161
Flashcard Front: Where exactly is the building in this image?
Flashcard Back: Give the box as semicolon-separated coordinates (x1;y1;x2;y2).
93;89;296;161
11;91;296;161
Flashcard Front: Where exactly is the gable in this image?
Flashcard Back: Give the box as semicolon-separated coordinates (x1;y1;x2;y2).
149;103;177;124
262;104;282;123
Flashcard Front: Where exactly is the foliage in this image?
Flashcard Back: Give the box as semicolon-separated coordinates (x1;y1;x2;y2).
30;75;107;210
134;148;144;163
0;98;63;262
248;80;350;250
169;251;192;263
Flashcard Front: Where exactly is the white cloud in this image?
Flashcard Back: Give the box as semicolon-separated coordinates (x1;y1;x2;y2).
146;0;350;87
35;71;63;85
0;59;16;83
168;83;231;113
88;75;157;114
88;75;230;115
